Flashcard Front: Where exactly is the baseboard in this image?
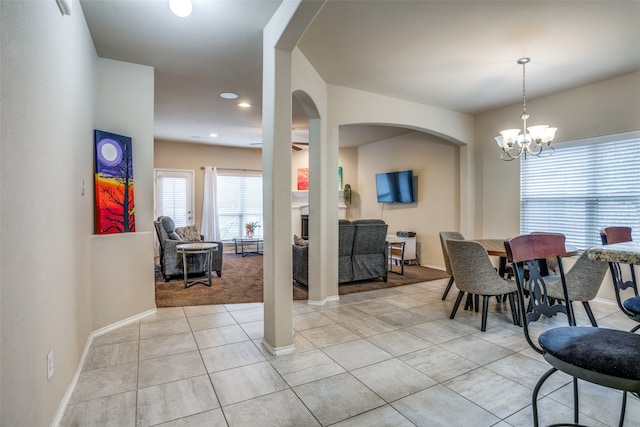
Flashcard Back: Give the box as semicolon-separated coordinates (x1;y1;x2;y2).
50;308;157;427
261;339;295;356
307;294;340;306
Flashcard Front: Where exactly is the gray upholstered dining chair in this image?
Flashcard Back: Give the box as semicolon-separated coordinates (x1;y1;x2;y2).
544;250;608;327
439;231;465;301
446;239;518;332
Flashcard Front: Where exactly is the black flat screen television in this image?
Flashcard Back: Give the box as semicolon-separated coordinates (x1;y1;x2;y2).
375;170;415;203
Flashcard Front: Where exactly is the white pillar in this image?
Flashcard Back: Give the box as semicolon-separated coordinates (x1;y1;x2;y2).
261;0;326;355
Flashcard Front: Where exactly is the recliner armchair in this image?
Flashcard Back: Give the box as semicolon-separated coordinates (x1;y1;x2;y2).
154;216;223;281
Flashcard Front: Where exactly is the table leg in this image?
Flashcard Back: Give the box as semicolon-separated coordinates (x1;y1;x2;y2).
182;251;188;288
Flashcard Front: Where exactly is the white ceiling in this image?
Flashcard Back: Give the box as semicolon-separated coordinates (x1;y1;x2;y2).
80;0;640;148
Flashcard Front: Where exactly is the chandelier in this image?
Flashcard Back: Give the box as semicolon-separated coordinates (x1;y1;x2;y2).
495;58;557;161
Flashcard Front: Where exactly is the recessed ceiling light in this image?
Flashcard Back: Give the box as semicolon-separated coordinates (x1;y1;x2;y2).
209;133;218;138
220;92;238;99
238;102;251;108
169;0;192;17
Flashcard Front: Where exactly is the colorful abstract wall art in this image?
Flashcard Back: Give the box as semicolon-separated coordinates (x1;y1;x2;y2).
94;130;136;234
297;168;309;190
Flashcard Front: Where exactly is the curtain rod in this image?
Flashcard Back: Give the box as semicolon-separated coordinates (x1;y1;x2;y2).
200;167;262;172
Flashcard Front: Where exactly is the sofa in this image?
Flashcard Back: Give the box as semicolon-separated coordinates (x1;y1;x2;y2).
154;216;223;281
292;219;388;286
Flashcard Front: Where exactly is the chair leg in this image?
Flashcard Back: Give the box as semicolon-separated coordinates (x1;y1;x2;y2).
582;301;598;327
617;391;628;427
508;293;519;325
474;294;480;312
481;295;489;331
573;377;580;425
442;277;454;300
450;291;465;320
532;367;557;427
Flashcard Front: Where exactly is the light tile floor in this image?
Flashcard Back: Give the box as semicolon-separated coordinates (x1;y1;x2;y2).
61;278;640;426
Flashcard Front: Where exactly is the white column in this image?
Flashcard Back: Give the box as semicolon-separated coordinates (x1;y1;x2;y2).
261;0;326;354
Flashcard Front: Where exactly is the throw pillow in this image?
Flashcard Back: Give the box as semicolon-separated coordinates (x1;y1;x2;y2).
176;225;202;241
168;231;181;241
293;234;309;246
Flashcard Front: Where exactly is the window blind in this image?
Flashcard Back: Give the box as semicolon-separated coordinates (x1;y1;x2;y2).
156;174;189;227
520;131;640;249
217;171;263;241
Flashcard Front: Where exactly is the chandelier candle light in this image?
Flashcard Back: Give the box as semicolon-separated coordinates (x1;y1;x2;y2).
495;58;557;161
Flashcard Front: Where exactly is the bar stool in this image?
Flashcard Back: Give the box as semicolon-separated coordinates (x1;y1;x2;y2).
600;226;640;332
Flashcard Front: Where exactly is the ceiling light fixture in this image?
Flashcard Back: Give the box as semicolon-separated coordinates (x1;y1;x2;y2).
238;102;251;108
209;133;218;138
220;92;238;100
495;58;557;161
169;0;192;17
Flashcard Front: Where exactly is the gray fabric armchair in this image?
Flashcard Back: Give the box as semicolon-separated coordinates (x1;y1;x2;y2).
293;219;388;286
154;216;223;281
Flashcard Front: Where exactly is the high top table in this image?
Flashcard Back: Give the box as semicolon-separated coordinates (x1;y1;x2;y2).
587;241;640;264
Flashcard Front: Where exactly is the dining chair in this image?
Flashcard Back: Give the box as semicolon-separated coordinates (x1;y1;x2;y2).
439;231;465;301
600;226;640;332
505;233;640;427
544;250;609;327
446;239;518;332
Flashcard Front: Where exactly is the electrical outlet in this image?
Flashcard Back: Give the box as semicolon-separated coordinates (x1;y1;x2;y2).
47;351;54;380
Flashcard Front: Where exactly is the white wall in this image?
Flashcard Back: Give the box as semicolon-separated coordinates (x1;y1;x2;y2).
476;71;640;300
358;132;459;267
476;71;640;240
1;1;96;425
90;58;156;330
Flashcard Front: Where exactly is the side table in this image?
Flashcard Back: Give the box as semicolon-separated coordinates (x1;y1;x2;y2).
176;242;218;288
233;238;263;257
386;236;406;275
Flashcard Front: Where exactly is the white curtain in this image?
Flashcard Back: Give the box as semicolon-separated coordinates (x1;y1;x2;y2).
201;166;221;241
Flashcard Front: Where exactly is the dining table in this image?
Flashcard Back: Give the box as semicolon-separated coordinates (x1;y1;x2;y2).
474;238;579;278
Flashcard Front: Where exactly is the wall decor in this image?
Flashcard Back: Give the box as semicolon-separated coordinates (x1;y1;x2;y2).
94;130;136;234
338;166;343;190
297;167;309;190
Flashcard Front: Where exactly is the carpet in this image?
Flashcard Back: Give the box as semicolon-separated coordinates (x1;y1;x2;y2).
155;253;450;307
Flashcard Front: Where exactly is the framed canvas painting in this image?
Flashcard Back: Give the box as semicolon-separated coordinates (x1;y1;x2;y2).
297;167;309;190
94;130;136;234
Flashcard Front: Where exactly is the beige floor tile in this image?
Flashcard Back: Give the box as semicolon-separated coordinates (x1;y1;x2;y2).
392;385;500;427
154;409;228;426
140;317;191;340
183;304;228;317
92;323;139;346
229;306;264;324
351;358;436;402
320;306;371;323
222;389;320;427
443;367;531;419
322;339;392;371
193;324;250;349
140;307;186;323
200;341;265;373
298;323;360;348
61;391;136;427
210;361;288;406
239;320;263;339
70;362;138;404
352;300;400;316
138;351;207;388
270;349;345;387
293;373;386;425
377;309;429;328
187;312;237;331
505;396;608;427
139;332;198;360
439;335;514;365
330;405;414;427
400;346;479;383
365;330;432;356
137;375;219;426
340;317;397;337
83;341;139;371
405;318;478;344
292;311;334;330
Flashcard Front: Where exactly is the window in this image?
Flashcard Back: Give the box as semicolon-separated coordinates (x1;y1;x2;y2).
217;170;263;241
520;131;640;249
155;169;194;227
